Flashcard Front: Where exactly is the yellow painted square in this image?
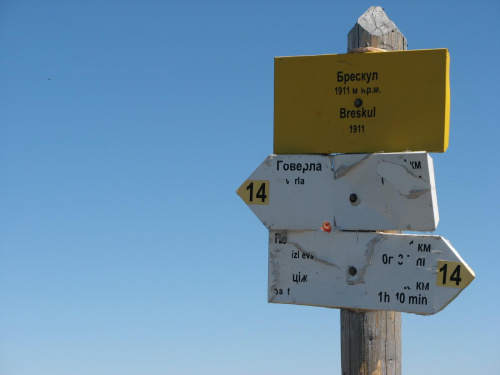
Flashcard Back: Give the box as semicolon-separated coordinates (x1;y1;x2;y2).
236;180;269;205
436;260;475;289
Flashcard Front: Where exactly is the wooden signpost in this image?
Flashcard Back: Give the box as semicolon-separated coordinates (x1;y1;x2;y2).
342;9;406;374
236;6;474;375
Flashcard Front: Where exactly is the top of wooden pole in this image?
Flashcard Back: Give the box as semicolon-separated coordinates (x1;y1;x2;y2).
347;6;407;52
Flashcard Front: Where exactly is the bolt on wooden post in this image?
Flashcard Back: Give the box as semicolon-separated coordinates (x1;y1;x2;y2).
341;7;404;375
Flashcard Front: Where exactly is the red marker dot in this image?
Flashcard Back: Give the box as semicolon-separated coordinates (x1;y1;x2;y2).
321;221;332;233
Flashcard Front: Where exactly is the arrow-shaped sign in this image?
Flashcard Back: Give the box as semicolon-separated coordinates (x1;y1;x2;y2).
269;230;474;315
237;152;438;231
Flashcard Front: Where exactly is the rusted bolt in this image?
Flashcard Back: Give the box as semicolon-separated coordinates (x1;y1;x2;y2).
349;266;358;276
349;194;358;203
354;98;363;107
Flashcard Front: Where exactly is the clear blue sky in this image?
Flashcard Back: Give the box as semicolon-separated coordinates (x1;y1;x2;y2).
1;1;499;374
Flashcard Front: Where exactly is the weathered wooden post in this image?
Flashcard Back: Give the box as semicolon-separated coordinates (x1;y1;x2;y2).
341;7;405;375
347;6;407;52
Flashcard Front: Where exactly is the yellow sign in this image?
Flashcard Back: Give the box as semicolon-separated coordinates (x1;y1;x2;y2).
436;260;475;289
274;49;450;154
236;180;269;205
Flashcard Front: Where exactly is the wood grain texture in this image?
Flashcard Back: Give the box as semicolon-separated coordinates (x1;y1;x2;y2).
341;310;401;375
347;6;407;52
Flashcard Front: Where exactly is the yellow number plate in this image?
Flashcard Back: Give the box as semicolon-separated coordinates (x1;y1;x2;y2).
436;260;475;289
236;180;269;205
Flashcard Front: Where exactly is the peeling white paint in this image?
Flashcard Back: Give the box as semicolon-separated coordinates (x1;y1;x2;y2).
268;230;474;315
237;152;439;232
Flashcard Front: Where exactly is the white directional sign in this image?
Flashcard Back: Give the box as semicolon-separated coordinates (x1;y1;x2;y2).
237;152;438;231
269;230;474;315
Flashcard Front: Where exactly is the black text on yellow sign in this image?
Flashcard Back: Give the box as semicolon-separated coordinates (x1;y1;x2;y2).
274;49;450;154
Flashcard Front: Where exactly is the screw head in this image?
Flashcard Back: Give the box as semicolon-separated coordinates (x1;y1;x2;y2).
354;98;363;107
349;193;358;203
349;266;358;276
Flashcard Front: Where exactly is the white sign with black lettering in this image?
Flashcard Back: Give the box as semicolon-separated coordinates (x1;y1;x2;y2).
269;230;474;315
236;152;438;231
